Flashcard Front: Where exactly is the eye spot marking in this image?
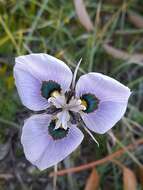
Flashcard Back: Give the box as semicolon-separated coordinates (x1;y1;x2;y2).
41;80;61;99
48;120;69;140
81;93;99;113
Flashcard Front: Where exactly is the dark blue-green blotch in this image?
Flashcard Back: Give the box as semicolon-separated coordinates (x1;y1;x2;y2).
48;120;69;140
82;93;99;113
41;80;61;99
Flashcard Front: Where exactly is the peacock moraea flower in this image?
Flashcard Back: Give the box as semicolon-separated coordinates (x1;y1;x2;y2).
14;54;131;170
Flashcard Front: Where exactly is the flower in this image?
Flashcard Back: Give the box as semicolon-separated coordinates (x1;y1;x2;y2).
14;53;131;170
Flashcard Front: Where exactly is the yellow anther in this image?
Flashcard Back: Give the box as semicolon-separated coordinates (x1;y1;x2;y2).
81;99;87;110
51;90;61;98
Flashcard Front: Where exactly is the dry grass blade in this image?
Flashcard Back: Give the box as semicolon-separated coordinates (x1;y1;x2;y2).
73;0;94;31
95;1;101;28
123;167;137;190
128;11;143;29
84;168;100;190
103;44;143;65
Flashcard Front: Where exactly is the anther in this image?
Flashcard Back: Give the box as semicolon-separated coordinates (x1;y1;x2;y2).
51;90;61;98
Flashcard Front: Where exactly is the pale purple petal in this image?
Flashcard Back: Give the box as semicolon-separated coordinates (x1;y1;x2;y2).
15;53;72;92
76;72;131;103
21;114;84;170
14;53;73;110
14;69;49;111
81;101;128;134
76;72;131;133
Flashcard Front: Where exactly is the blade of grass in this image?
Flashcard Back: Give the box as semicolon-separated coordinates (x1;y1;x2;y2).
0;15;21;55
25;0;49;46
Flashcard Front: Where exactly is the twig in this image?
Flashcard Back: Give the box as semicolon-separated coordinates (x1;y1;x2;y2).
49;138;143;177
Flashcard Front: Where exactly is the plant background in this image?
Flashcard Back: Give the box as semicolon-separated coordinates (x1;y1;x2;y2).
0;0;143;189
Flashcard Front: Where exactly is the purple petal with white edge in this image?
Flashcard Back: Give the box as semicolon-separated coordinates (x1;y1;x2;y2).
21;114;84;170
76;72;131;103
76;72;131;134
14;53;73;110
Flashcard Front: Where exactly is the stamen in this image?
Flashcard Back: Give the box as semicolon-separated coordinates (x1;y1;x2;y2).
77;99;81;103
81;99;87;109
51;90;61;98
80;105;86;111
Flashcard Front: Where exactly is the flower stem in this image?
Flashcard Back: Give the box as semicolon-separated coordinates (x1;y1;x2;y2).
53;164;58;190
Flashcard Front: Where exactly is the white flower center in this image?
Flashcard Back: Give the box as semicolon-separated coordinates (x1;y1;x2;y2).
48;92;86;130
